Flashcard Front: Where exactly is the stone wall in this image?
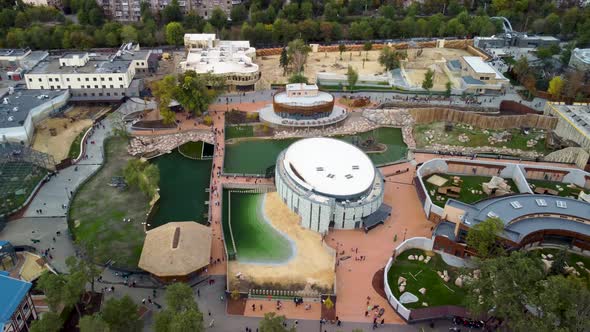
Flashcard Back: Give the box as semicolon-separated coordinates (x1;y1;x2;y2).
128;130;215;156
543;147;590;169
408;108;557;130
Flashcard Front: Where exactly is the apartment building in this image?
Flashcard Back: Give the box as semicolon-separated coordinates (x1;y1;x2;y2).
24;45;152;101
100;0;234;21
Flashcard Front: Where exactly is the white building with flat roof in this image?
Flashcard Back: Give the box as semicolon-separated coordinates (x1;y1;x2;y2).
275;138;389;233
569;48;590;71
180;33;260;91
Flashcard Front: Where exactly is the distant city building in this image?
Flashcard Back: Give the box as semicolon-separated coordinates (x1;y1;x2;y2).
24;44;153;101
275;137;390;234
0;88;69;145
99;0;233;21
21;0;60;6
474;34;559;49
0;272;38;332
259;83;348;127
544;102;590;151
180;33;260;91
569;48;590;71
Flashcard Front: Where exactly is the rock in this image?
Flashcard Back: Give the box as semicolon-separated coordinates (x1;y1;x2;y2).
418;255;424;261
576;261;585;267
419;288;426;295
399;292;418;304
455;277;463;287
399;285;405;293
547;254;553;259
565;266;576;275
408;255;416;261
422;302;428;307
473;269;481;279
443;276;450;282
424;256;431;264
541;254;547;259
541;259;552;272
443;270;448;277
398;276;406;285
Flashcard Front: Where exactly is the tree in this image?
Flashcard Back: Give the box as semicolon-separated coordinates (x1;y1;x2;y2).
288;72;308;84
548;249;567;276
78;314;108;332
465;251;545;331
101;296;141;332
287;39;311;73
547;76;564;100
259;312;295;332
155;283;204;332
209;7;227;32
230;4;247;23
445;81;452;98
152;74;177;123
120;25;138;43
165;22;184;46
65;256;101;293
323;296;334;310
563;70;584;100
363;42;372;60
465;217;504;259
346;65;358;92
421;68;434;92
338;43;346;60
279;47;289;76
124;158;160;198
29;312;62;332
162;0;182;23
378;46;407;71
175;71;223;116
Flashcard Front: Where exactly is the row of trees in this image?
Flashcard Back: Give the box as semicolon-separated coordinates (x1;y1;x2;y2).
463;218;590;331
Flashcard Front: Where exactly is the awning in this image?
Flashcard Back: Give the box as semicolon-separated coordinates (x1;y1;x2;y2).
363;204;392;231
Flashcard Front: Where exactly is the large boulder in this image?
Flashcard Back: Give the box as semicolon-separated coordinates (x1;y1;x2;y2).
455;276;463;288
399;292;419;304
418;255;425;261
399;285;405;293
418;288;426;295
424;256;431;264
398;276;406;285
541;259;552;272
408;255;416;261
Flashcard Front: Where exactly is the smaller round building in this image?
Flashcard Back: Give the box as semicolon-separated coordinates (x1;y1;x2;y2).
275;137;389;233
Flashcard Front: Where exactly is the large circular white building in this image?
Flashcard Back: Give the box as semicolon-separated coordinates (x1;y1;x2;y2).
275;138;389;233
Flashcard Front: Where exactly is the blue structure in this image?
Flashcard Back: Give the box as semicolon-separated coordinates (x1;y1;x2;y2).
0;272;35;332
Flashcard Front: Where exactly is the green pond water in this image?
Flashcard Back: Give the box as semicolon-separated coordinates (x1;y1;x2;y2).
222;190;292;262
223;127;408;174
150;151;212;227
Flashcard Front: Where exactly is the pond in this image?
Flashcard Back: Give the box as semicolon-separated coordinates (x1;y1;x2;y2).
150;151;212;227
223;127;408;175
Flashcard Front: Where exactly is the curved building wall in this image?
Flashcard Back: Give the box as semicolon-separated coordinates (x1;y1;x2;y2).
275;150;384;233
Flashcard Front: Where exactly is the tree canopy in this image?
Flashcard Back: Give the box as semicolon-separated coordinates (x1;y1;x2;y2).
465;217;505;259
259;312;295;332
378;47;407;71
346;65;358;91
155;283;204;332
101;295;141;332
124;158;160;199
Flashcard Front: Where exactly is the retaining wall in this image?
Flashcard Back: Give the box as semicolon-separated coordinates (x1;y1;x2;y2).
408;108;557;130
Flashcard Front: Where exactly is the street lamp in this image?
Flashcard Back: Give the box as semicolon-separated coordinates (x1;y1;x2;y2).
403;228;408;242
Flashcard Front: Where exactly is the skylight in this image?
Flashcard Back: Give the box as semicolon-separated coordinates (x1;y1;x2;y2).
510;201;523;209
556;200;567;209
535;199;547;207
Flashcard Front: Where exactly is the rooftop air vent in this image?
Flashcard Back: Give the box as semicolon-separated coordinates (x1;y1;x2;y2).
326;174;335;179
316;167;324;171
345;174;353;179
352;165;359;170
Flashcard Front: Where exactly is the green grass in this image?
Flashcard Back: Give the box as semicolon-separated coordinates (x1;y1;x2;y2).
526;179;584;198
423;173;518;207
68;127;90;159
226;125;255;139
224;191;292;262
178;141;204;159
387;249;467;309
414;122;552;155
0;162;47;215
69;137;148;269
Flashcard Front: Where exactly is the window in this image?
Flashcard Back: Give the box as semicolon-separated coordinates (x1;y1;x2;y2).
122;92;126;96
85;77;89;81
110;85;114;88
28;78;32;82
68;85;71;89
66;78;70;82
91;93;95;96
55;78;59;82
119;85;123;88
48;78;53;82
95;85;98;88
114;92;118;96
38;78;42;82
510;201;522;209
77;78;81;81
535;199;547;207
118;77;123;81
100;77;105;81
106;92;110;96
108;77;113;81
98;93;103;96
93;77;97;81
102;85;106;88
556;200;567;209
83;93;87;96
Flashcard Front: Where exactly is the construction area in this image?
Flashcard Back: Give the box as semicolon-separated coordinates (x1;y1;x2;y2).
400;47;473;90
32;106;108;161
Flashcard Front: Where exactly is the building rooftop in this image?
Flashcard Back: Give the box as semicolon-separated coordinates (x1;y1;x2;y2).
286;83;318;91
0;89;67;129
185;33;216;42
550;103;590;140
183;48;258;75
463;56;507;80
0;273;32;326
282;137;376;198
0;49;31;59
274;90;333;106
572;48;590;64
462;76;485;85
138;221;212;277
28;56;133;75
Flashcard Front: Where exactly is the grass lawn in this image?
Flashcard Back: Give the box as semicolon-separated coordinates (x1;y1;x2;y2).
387;248;467;309
226;125;254;139
423;173;517;207
68;127;90;159
414;122;552;155
530;248;590;286
178;141;204;159
69;137;148;269
225;191;292;262
526;179;584;198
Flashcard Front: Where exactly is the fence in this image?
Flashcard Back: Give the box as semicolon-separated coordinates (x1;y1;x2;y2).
249;288;322;300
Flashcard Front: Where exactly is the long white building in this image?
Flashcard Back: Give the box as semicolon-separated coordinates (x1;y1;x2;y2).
275;138;389;233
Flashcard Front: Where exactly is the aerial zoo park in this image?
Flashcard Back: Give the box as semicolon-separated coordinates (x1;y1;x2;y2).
1;30;590;332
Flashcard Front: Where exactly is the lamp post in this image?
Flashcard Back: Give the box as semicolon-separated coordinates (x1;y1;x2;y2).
403;228;407;242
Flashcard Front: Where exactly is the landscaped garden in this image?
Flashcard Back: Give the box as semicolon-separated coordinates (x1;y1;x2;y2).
526;179;585;199
69;137;148;269
414;122;553;155
0;162;48;215
149;151;212;227
423;173;518;207
222;190;292;262
530;248;590;286
387;248;467;309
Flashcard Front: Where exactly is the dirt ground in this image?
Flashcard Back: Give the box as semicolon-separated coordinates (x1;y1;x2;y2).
32;106;107;161
401;47;472;90
227;192;335;293
256;50;389;89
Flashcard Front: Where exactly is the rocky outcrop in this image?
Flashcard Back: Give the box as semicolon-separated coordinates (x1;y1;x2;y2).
128;131;214;156
362;108;416;149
